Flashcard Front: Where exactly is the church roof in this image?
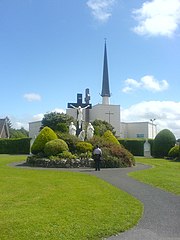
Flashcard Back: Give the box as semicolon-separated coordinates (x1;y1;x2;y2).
101;41;111;97
0;118;10;138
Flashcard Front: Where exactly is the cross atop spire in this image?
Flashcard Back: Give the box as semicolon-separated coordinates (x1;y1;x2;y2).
101;40;111;104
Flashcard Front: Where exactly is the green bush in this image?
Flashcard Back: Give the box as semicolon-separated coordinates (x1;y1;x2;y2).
56;132;79;153
56;123;68;133
44;139;69;156
76;142;93;153
152;129;176;158
92;119;115;136
0;138;31;154
58;151;76;160
168;145;180;159
31;127;57;154
89;135;135;168
103;130;120;145
101;145;135;168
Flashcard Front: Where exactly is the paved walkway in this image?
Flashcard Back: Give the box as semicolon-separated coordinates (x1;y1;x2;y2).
89;165;180;240
13;162;180;240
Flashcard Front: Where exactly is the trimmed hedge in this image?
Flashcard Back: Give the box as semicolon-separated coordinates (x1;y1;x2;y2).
0;138;31;154
118;139;153;156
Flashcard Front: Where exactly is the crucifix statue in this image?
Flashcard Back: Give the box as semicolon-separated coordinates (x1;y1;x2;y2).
68;93;92;135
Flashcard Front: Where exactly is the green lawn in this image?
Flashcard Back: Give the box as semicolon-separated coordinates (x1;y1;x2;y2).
129;157;180;195
0;155;142;240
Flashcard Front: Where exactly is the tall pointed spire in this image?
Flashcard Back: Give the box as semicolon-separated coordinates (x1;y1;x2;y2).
101;39;110;105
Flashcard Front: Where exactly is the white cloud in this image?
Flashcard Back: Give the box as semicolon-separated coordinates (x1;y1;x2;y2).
32;113;44;122
132;0;180;37
122;75;169;93
13;121;28;130
121;101;180;138
87;0;116;22
52;108;66;113
23;93;41;102
31;109;65;122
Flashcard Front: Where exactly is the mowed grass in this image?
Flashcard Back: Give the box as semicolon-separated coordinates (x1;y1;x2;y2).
0;155;142;240
129;157;180;195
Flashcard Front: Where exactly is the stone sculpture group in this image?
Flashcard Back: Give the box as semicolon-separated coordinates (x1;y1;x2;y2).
69;122;94;141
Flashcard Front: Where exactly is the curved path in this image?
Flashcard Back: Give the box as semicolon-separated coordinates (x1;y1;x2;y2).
13;163;180;240
89;165;180;240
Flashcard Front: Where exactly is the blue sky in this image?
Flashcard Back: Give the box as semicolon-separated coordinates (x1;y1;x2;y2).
0;0;180;138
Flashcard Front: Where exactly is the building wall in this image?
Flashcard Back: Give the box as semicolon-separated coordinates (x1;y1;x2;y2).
89;104;121;136
120;122;157;139
66;104;121;136
29;121;42;139
28;114;157;140
66;109;77;123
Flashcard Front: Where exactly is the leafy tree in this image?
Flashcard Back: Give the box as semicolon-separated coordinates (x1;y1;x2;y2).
5;117;29;138
10;127;29;138
92;119;115;136
152;129;176;158
41;112;74;132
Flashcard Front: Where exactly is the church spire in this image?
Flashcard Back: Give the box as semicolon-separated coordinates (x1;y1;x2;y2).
101;39;111;105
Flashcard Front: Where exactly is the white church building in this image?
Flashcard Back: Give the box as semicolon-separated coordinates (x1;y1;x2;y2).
29;42;157;140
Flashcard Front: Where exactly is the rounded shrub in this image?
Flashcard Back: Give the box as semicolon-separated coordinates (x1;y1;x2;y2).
76;141;93;153
31;127;57;154
101;144;135;167
103;130;120;145
168;145;180;159
58;151;76;160
57;132;79;153
152;129;176;158
44;139;69;156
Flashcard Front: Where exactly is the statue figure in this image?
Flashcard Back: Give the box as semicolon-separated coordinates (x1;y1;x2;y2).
144;139;151;157
87;123;94;140
69;122;76;136
70;104;90;129
78;130;85;141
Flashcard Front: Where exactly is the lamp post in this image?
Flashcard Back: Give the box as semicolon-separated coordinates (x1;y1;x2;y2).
150;118;156;139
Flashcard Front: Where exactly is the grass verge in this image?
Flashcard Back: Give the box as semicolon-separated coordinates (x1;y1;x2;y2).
129;157;180;195
0;155;142;240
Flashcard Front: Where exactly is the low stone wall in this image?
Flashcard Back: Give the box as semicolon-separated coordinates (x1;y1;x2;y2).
26;155;94;168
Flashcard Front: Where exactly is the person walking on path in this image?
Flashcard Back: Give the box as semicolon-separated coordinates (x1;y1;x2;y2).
93;145;102;171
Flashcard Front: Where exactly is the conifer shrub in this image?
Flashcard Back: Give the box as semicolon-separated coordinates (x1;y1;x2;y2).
31;126;58;154
44;139;69;156
168;145;180;159
56;132;79;153
76;141;93;153
103;130;120;145
152;129;176;158
58;151;76;160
